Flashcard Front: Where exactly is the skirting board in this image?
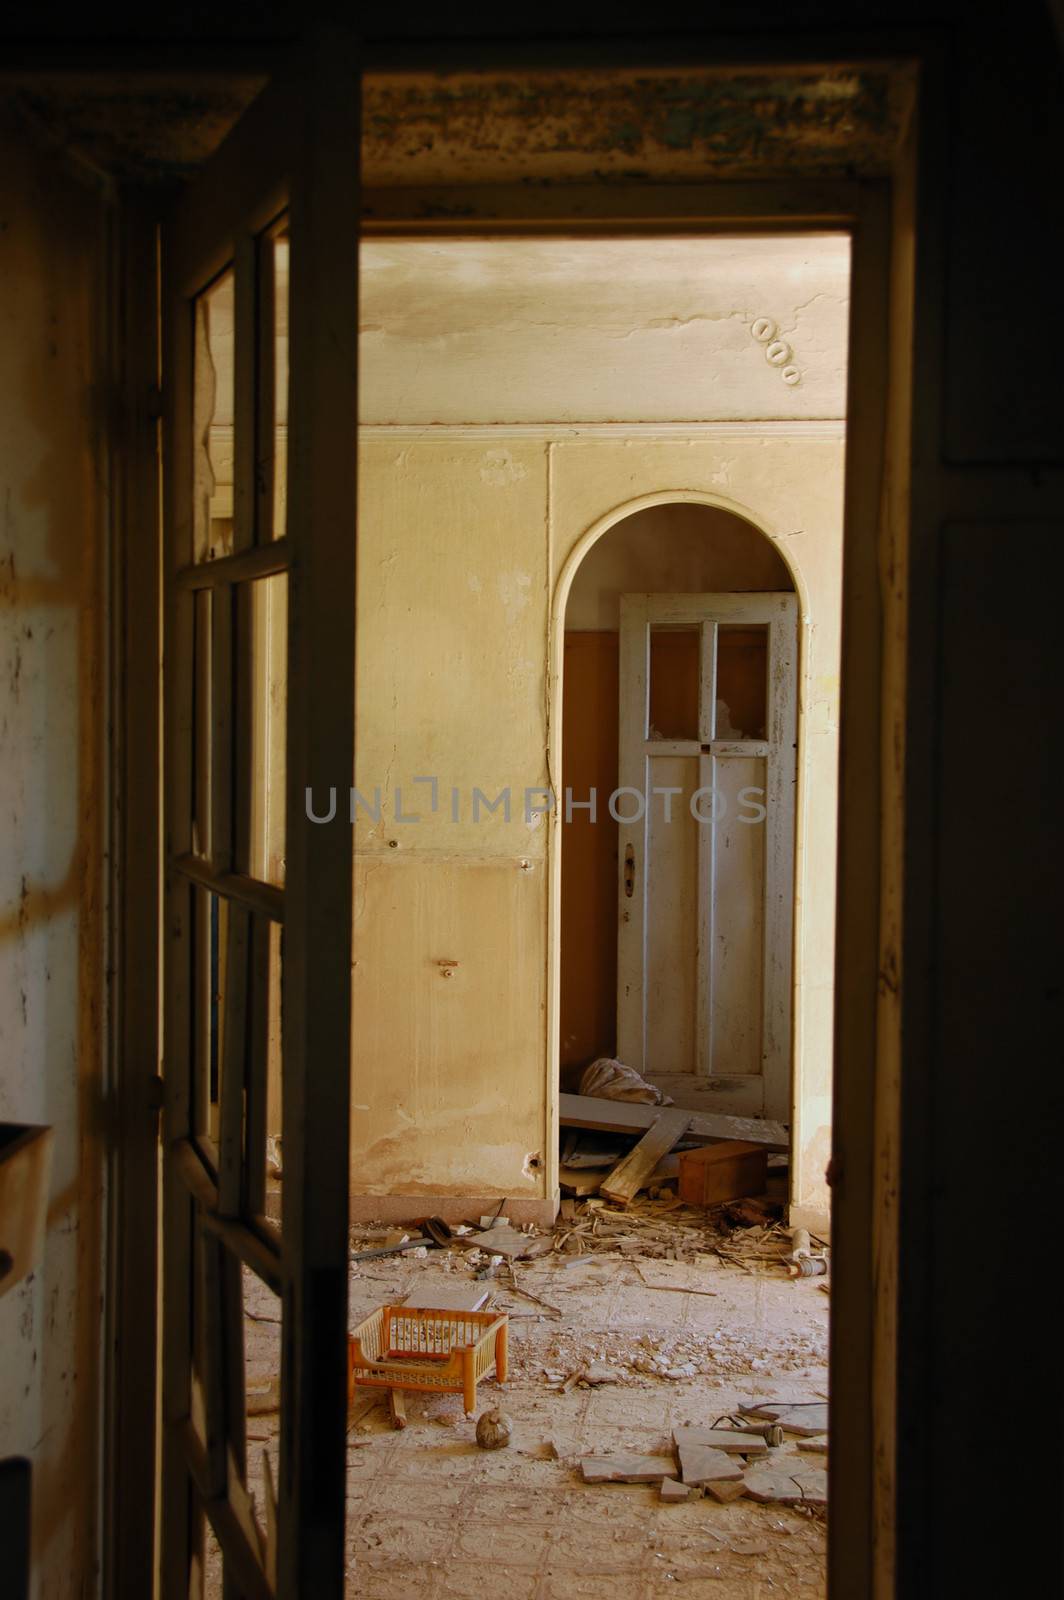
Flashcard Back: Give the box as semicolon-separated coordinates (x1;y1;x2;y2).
349;1193;558;1228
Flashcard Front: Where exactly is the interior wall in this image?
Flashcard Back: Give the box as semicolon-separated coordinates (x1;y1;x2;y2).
560;503;793;1074
352;430;843;1223
350;231;847;1224
0;113;107;1600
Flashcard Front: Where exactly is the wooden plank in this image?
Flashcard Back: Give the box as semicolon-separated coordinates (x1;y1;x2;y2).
559;1091;788;1151
600;1109;691;1205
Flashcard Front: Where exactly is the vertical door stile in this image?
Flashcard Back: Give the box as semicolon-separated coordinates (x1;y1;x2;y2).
696;621;718;1078
161;210;198;1600
617;595;649;1071
277;35;360;1600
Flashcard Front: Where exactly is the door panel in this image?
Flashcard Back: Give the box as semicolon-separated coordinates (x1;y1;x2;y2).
161;37;358;1600
617;593;796;1120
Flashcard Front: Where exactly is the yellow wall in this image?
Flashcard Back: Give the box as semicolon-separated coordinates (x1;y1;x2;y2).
352;429;843;1223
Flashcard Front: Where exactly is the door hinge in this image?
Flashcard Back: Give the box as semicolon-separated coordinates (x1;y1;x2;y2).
146;1073;165;1113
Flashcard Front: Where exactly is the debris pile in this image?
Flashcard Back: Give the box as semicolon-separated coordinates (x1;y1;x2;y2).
580;1404;829;1512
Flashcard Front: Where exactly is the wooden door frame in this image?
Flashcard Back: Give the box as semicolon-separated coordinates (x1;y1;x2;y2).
368;161;907;1600
101;40;917;1600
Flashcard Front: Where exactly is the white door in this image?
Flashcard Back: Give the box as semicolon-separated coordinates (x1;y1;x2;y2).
616;593;797;1120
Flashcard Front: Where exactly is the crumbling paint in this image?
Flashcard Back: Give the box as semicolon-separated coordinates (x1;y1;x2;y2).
361;67;903;192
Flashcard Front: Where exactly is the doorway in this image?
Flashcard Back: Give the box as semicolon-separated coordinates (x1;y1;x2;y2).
560;506;803;1127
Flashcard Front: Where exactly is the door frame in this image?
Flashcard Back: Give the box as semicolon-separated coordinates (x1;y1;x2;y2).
103;47;916;1600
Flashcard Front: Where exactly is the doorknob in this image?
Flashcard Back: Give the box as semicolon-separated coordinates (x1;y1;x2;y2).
624;843;636;898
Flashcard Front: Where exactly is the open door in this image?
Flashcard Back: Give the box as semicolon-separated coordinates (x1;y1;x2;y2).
160;37;358;1599
617;593;797;1120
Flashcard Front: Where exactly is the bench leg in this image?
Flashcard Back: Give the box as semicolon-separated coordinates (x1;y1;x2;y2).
495;1322;509;1385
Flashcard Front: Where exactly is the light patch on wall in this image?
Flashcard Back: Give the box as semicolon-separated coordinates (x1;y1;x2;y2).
496;569;533;624
480;448;528;487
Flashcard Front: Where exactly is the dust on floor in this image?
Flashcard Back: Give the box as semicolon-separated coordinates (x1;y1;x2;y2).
237;1199;829;1599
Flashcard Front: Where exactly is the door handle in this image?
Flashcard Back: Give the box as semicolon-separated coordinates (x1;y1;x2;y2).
623;843;636;899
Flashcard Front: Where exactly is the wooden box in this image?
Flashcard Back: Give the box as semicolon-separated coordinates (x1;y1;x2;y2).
678;1140;768;1207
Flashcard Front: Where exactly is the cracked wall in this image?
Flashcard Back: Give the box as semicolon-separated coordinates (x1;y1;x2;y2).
352;235;847;1225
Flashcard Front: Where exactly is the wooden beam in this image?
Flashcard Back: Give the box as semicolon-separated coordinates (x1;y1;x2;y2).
559;1092;788;1152
600;1110;691;1206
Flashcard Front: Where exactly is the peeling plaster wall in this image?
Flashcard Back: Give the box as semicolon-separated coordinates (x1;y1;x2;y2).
0;116;107;1598
353;239;846;1224
359;236;849;425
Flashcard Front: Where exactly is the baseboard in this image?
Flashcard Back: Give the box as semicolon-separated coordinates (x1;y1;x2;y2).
348;1193;558;1229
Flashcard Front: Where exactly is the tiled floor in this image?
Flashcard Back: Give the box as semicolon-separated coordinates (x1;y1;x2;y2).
237;1236;829;1598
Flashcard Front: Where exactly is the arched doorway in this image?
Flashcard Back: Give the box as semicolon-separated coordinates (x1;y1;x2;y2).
558;499;799;1123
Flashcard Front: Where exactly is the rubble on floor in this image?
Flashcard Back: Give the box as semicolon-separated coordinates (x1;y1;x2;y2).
235;1183;831;1597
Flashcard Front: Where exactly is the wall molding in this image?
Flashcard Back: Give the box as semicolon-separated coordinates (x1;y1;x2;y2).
356;419;846;442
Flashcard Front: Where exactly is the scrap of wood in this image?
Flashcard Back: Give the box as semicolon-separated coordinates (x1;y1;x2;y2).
600;1110;692;1205
559;1092;788;1152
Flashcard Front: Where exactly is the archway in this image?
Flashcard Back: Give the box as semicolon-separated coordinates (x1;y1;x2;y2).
551;491;840;1228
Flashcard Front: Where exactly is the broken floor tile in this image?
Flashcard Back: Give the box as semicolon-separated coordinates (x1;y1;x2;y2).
673;1424;768;1456
677;1442;744;1486
741;1400;829;1436
660;1477;694;1502
705;1477;748;1503
743;1461;828;1507
580;1453;676;1483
